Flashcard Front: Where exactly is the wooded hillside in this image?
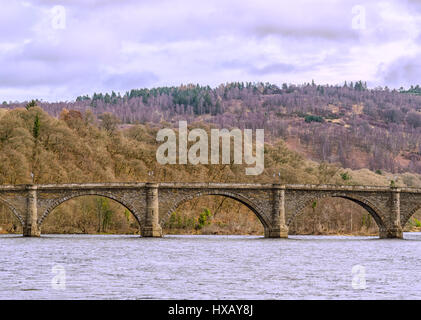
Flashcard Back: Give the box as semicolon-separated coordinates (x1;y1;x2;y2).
0;104;420;235
4;81;421;174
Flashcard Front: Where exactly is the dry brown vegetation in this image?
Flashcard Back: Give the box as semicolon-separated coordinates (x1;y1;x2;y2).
0;106;420;235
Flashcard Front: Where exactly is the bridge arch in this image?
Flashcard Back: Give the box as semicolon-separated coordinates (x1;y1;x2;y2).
162;190;271;230
287;193;386;231
0;195;24;226
401;204;421;228
38;192;142;226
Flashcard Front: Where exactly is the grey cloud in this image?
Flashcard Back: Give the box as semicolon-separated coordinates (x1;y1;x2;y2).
250;1;413;45
378;55;421;88
248;1;362;41
249;63;298;75
0;2;41;41
217;59;298;75
29;0;157;9
12;36;119;64
405;0;421;10
253;25;359;41
0;59;100;87
102;71;159;91
0;0;420;101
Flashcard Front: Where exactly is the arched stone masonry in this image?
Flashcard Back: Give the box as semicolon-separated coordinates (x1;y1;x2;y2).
0;182;419;238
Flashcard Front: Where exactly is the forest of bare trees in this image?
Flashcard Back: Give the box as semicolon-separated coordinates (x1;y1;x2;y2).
0;104;420;235
4;81;421;174
0;83;421;235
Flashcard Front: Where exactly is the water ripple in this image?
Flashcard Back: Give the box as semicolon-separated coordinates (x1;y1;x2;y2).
1;233;421;299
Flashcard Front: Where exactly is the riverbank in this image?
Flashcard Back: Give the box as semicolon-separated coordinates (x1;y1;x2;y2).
2;229;419;236
1;221;420;236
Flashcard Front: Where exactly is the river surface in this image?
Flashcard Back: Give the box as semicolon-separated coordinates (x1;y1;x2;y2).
1;233;421;299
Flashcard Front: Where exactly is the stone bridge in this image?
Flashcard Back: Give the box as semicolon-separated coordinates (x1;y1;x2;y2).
0;182;420;238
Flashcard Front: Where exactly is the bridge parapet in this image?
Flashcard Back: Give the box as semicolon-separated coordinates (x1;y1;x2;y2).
285;184;394;192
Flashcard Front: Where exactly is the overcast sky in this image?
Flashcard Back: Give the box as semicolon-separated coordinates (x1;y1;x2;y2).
0;0;420;102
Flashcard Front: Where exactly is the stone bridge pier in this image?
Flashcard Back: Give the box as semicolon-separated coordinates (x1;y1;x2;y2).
0;183;419;239
141;183;162;237
24;185;40;237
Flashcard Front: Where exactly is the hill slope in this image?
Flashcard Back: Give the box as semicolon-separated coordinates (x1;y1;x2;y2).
0;106;420;235
4;82;421;174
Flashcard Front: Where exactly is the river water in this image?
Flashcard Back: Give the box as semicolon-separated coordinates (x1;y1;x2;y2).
1;233;421;299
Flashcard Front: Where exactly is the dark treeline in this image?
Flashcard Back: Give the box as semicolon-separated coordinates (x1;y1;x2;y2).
3;81;421;174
